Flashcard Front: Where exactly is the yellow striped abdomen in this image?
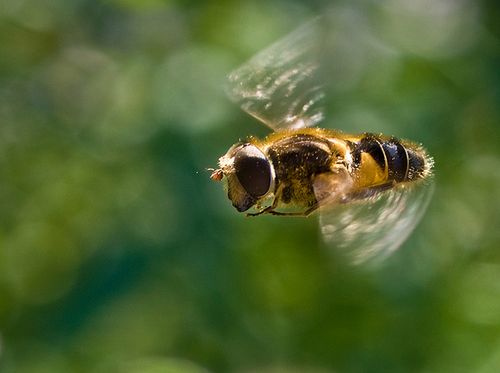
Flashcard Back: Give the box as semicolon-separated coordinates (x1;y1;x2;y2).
349;134;431;189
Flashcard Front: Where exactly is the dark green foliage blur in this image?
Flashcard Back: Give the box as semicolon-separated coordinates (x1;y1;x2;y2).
1;0;499;372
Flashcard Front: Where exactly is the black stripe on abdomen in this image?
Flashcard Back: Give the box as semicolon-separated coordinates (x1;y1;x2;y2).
381;139;408;182
352;134;428;183
382;139;427;182
406;149;426;180
352;135;386;171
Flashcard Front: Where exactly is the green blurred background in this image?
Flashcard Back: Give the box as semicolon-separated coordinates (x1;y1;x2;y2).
0;0;499;372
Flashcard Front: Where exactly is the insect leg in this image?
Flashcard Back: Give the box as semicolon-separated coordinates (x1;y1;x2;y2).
266;204;318;217
246;185;285;217
246;205;274;217
247;187;319;217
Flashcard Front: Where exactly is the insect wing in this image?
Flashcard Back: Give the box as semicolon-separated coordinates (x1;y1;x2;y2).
319;180;434;265
226;19;325;131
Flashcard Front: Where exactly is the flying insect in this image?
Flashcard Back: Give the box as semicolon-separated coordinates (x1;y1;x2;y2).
210;17;434;263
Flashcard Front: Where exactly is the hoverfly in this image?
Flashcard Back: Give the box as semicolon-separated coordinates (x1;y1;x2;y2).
210;16;434;264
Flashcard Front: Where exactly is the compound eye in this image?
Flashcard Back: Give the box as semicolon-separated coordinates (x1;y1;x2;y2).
234;145;272;198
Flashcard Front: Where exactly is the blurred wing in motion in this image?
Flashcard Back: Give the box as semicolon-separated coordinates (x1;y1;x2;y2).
226;11;398;132
319;180;434;265
226;19;325;131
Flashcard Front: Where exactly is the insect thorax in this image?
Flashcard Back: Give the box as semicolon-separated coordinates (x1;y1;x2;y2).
266;134;336;206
